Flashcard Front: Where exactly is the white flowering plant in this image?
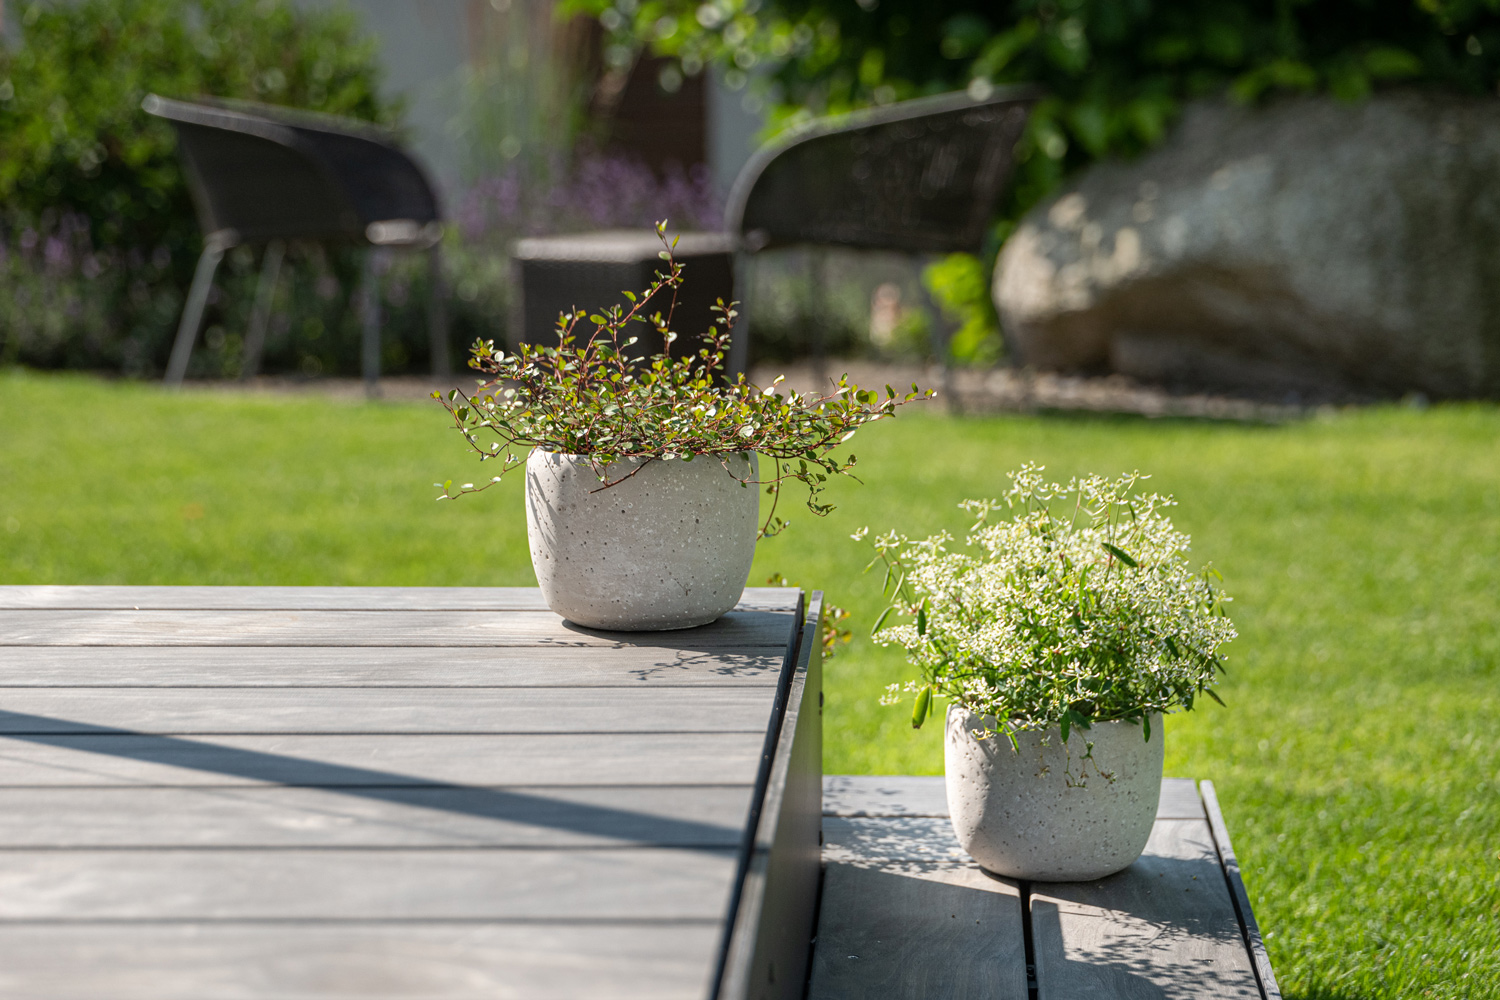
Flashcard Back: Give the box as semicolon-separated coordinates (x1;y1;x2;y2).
863;464;1235;748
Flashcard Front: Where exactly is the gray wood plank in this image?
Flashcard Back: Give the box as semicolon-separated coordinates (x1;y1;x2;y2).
822;816;970;864
1031;818;1262;999
806;863;1028;1000
0;687;776;735
0;732;765;787
0;609;795;647
823;775;1206;821
1158;777;1205;820
810;765;1027;999
823;774;948;817
0;584;812;1000
0;585;800;612
0;645;784;687
0;785;752;848
0;847;739;920
0;922;722;1000
0;586;552;611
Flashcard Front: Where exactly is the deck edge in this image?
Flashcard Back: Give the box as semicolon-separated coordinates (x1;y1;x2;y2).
1201;779;1283;1000
714;592;822;1000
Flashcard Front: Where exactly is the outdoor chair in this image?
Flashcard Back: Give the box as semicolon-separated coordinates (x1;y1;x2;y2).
143;94;449;393
722;86;1038;390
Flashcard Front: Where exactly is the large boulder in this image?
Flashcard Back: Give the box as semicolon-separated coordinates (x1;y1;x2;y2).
993;92;1500;399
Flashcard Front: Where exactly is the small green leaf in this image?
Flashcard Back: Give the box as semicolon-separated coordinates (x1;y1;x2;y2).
872;606;894;634
1142;714;1152;742
1102;542;1139;567
916;599;928;637
912;686;932;729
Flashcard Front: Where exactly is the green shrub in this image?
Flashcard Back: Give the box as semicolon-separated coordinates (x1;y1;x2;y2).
0;0;398;374
923;252;1001;366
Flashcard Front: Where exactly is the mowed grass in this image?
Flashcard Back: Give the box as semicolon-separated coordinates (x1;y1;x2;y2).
1;368;1497;999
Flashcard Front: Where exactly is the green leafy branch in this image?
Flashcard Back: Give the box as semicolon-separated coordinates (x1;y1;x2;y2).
434;221;931;536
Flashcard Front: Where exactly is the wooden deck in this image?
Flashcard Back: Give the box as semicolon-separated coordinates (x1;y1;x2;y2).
0;586;823;1000
811;775;1282;1000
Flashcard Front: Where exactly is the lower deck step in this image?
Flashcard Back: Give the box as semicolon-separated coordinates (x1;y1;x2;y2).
808;776;1281;1000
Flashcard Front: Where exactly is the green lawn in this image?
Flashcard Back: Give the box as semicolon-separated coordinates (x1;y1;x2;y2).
2;368;1497;999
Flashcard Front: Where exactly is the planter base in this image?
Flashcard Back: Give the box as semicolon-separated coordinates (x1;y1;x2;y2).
525;450;759;631
945;707;1164;881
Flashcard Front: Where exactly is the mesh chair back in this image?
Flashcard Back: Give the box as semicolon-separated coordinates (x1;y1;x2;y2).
143;95;440;247
724;87;1038;255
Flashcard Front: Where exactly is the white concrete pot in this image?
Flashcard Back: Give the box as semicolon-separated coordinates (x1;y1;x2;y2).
524;449;759;631
945;704;1164;881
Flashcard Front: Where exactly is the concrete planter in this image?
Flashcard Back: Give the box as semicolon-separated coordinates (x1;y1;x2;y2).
524;449;759;631
945;705;1164;881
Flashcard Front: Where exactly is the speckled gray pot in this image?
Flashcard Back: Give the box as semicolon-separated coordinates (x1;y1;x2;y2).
525;450;758;631
945;705;1164;881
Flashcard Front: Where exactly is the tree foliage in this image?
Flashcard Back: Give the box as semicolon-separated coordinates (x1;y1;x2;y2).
577;0;1500;225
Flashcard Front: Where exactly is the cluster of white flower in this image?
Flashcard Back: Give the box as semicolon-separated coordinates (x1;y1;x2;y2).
867;464;1236;735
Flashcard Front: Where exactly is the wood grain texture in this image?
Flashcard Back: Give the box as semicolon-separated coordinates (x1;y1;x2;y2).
0;687;776;735
0;923;723;1000
0;586;553;611
0;584;810;1000
0;785;752;848
0;609;795;648
1031;818;1262;999
0;847;740;921
0;645;784;687
822;816;969;865
809;764;1027;1000
0;585;801;613
806;864;1028;1000
0;732;766;787
822;775;1208;821
822;775;948;817
1202;780;1282;1000
1158;778;1206;820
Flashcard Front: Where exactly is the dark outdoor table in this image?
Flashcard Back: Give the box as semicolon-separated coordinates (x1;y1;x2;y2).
0;586;823;1000
811;775;1283;1000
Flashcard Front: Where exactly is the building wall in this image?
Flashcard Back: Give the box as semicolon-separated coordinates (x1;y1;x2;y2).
319;0;764;209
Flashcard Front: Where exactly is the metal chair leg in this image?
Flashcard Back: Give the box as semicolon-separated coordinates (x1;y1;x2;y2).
164;233;233;387
427;244;450;377
241;239;285;382
808;248;827;392
360;248;386;398
727;253;753;379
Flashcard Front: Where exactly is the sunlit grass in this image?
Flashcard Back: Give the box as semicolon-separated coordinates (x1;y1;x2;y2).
2;368;1496;999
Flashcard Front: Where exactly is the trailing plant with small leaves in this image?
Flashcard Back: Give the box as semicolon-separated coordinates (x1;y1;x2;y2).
435;223;930;535
863;464;1234;746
